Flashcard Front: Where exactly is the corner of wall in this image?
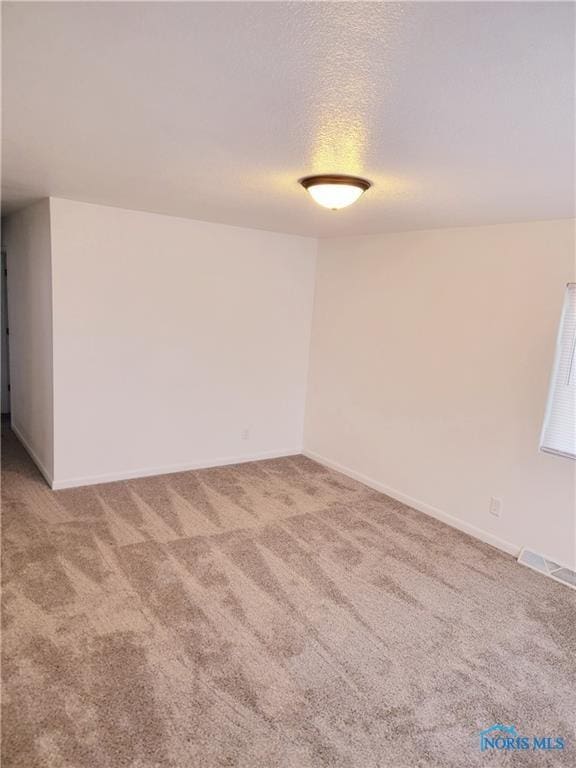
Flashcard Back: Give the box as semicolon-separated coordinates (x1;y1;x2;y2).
301;236;320;452
46;197;57;483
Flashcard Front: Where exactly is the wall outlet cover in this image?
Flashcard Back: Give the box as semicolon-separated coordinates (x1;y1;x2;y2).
489;497;502;517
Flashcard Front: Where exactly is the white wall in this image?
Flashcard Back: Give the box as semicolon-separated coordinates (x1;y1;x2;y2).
304;220;576;569
49;198;316;486
5;199;573;568
4;200;54;482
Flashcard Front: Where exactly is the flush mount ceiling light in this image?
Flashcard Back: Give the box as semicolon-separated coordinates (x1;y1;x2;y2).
299;174;371;210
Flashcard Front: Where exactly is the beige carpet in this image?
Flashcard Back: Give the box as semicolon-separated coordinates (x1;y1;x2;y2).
2;426;575;767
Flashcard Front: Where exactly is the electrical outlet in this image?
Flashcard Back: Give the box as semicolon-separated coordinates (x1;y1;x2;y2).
489;497;502;518
241;428;250;441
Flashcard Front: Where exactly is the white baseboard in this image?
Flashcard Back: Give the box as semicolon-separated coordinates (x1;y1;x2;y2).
10;421;54;487
303;448;521;558
51;448;302;490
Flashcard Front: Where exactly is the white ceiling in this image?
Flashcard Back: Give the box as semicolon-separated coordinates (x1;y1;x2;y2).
2;1;574;237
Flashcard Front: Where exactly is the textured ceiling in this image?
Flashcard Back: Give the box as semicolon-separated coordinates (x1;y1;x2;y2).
2;1;574;237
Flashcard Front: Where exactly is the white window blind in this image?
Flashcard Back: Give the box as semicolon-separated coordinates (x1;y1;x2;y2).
540;284;576;460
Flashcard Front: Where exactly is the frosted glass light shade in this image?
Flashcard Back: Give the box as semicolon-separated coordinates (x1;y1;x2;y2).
307;183;364;209
300;175;371;210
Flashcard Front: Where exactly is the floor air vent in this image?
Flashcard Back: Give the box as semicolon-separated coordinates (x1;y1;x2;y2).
518;548;576;591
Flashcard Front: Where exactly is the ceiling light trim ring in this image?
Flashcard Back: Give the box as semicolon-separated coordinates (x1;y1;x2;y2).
299;174;372;192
